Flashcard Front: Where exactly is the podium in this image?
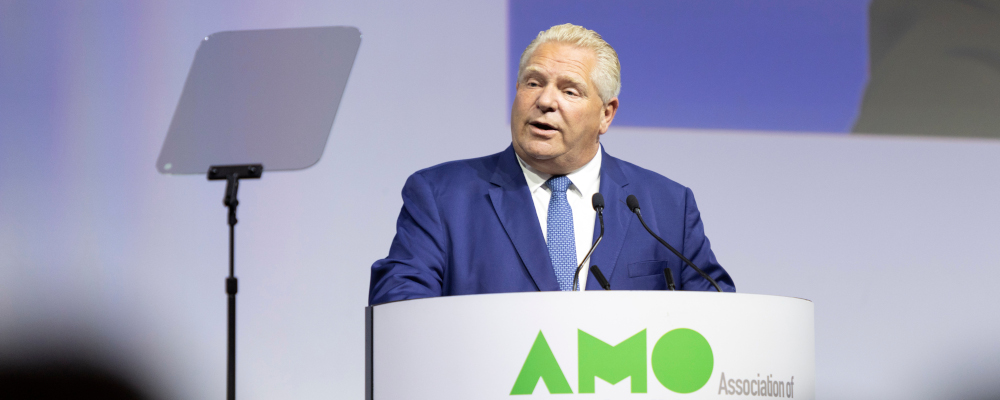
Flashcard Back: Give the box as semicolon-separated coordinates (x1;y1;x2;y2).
366;292;813;399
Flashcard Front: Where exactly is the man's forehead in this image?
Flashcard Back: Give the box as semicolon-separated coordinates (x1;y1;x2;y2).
522;43;595;84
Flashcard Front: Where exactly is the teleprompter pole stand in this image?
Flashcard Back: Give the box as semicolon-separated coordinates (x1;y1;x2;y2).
208;164;263;400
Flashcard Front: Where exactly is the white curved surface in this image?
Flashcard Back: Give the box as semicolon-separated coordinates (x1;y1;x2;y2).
371;291;814;399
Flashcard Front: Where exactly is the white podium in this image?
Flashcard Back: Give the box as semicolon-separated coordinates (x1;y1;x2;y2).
366;291;813;399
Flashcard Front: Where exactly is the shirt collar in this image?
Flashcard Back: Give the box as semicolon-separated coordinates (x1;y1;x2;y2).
515;145;603;196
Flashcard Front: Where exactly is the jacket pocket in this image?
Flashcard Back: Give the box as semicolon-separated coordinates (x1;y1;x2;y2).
627;260;671;278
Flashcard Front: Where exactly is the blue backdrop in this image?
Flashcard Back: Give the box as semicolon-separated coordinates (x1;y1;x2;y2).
509;0;870;132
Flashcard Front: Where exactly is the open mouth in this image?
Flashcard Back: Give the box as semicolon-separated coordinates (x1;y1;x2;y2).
530;121;558;132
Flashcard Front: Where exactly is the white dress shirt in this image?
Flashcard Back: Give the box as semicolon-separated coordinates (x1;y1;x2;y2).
515;146;602;291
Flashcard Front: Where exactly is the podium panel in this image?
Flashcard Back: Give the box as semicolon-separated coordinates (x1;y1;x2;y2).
367;291;814;399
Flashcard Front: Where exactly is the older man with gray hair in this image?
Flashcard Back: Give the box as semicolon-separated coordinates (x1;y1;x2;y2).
369;24;734;305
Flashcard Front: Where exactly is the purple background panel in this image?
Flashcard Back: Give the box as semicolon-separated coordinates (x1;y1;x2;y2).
508;0;871;133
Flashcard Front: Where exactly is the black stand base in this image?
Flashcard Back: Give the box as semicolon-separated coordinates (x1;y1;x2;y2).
208;164;262;400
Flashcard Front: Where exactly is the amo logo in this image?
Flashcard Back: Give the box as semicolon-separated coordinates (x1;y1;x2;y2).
510;328;713;395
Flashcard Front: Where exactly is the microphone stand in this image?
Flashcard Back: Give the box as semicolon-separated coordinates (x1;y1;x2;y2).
573;194;606;291
208;164;263;400
627;195;722;292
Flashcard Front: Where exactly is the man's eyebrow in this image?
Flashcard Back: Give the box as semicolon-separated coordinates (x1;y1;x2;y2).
521;66;545;79
521;66;588;89
561;75;587;89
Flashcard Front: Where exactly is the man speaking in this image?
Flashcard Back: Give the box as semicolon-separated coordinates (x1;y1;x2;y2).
369;24;734;305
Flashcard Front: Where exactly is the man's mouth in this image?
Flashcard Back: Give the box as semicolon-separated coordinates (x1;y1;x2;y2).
529;121;558;132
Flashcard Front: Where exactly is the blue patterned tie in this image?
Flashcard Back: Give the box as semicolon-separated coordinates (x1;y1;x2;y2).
545;175;577;291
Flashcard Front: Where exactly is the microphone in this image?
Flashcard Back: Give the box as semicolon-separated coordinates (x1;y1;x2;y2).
591;265;611;290
626;194;723;292
663;268;676;291
573;193;606;291
592;192;605;213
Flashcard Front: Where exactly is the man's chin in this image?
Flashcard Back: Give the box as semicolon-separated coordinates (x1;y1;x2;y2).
519;147;561;162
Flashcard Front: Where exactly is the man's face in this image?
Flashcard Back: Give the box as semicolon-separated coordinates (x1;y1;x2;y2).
511;42;618;175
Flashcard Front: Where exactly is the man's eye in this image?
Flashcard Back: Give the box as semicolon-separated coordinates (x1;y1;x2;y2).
565;90;579;96
526;81;540;87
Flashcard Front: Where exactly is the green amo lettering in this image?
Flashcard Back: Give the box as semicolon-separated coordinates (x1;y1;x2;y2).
510;328;713;395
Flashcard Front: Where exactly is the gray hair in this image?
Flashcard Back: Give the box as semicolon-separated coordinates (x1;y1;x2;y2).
517;23;621;103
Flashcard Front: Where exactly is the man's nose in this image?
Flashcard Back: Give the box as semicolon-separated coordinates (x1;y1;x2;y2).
536;85;558;112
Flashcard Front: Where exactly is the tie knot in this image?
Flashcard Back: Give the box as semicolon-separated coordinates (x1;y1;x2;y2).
546;175;572;193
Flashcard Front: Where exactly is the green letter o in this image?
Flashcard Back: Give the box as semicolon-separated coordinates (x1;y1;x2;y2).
650;328;714;393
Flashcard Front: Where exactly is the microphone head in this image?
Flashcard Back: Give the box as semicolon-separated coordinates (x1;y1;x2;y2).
591;193;605;212
626;194;640;213
591;265;611;290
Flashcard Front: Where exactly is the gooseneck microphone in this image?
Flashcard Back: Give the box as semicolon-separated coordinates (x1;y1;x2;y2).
626;194;722;292
663;268;676;291
572;193;606;291
591;265;611;290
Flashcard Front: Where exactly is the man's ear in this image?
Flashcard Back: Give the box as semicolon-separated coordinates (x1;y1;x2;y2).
599;97;619;135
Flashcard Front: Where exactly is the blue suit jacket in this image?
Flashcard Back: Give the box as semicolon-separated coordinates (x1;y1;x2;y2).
369;145;735;305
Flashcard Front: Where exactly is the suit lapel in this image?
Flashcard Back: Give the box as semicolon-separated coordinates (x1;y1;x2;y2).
488;146;560;291
586;148;632;290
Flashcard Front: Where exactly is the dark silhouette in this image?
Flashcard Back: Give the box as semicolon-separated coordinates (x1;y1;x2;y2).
0;361;152;400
